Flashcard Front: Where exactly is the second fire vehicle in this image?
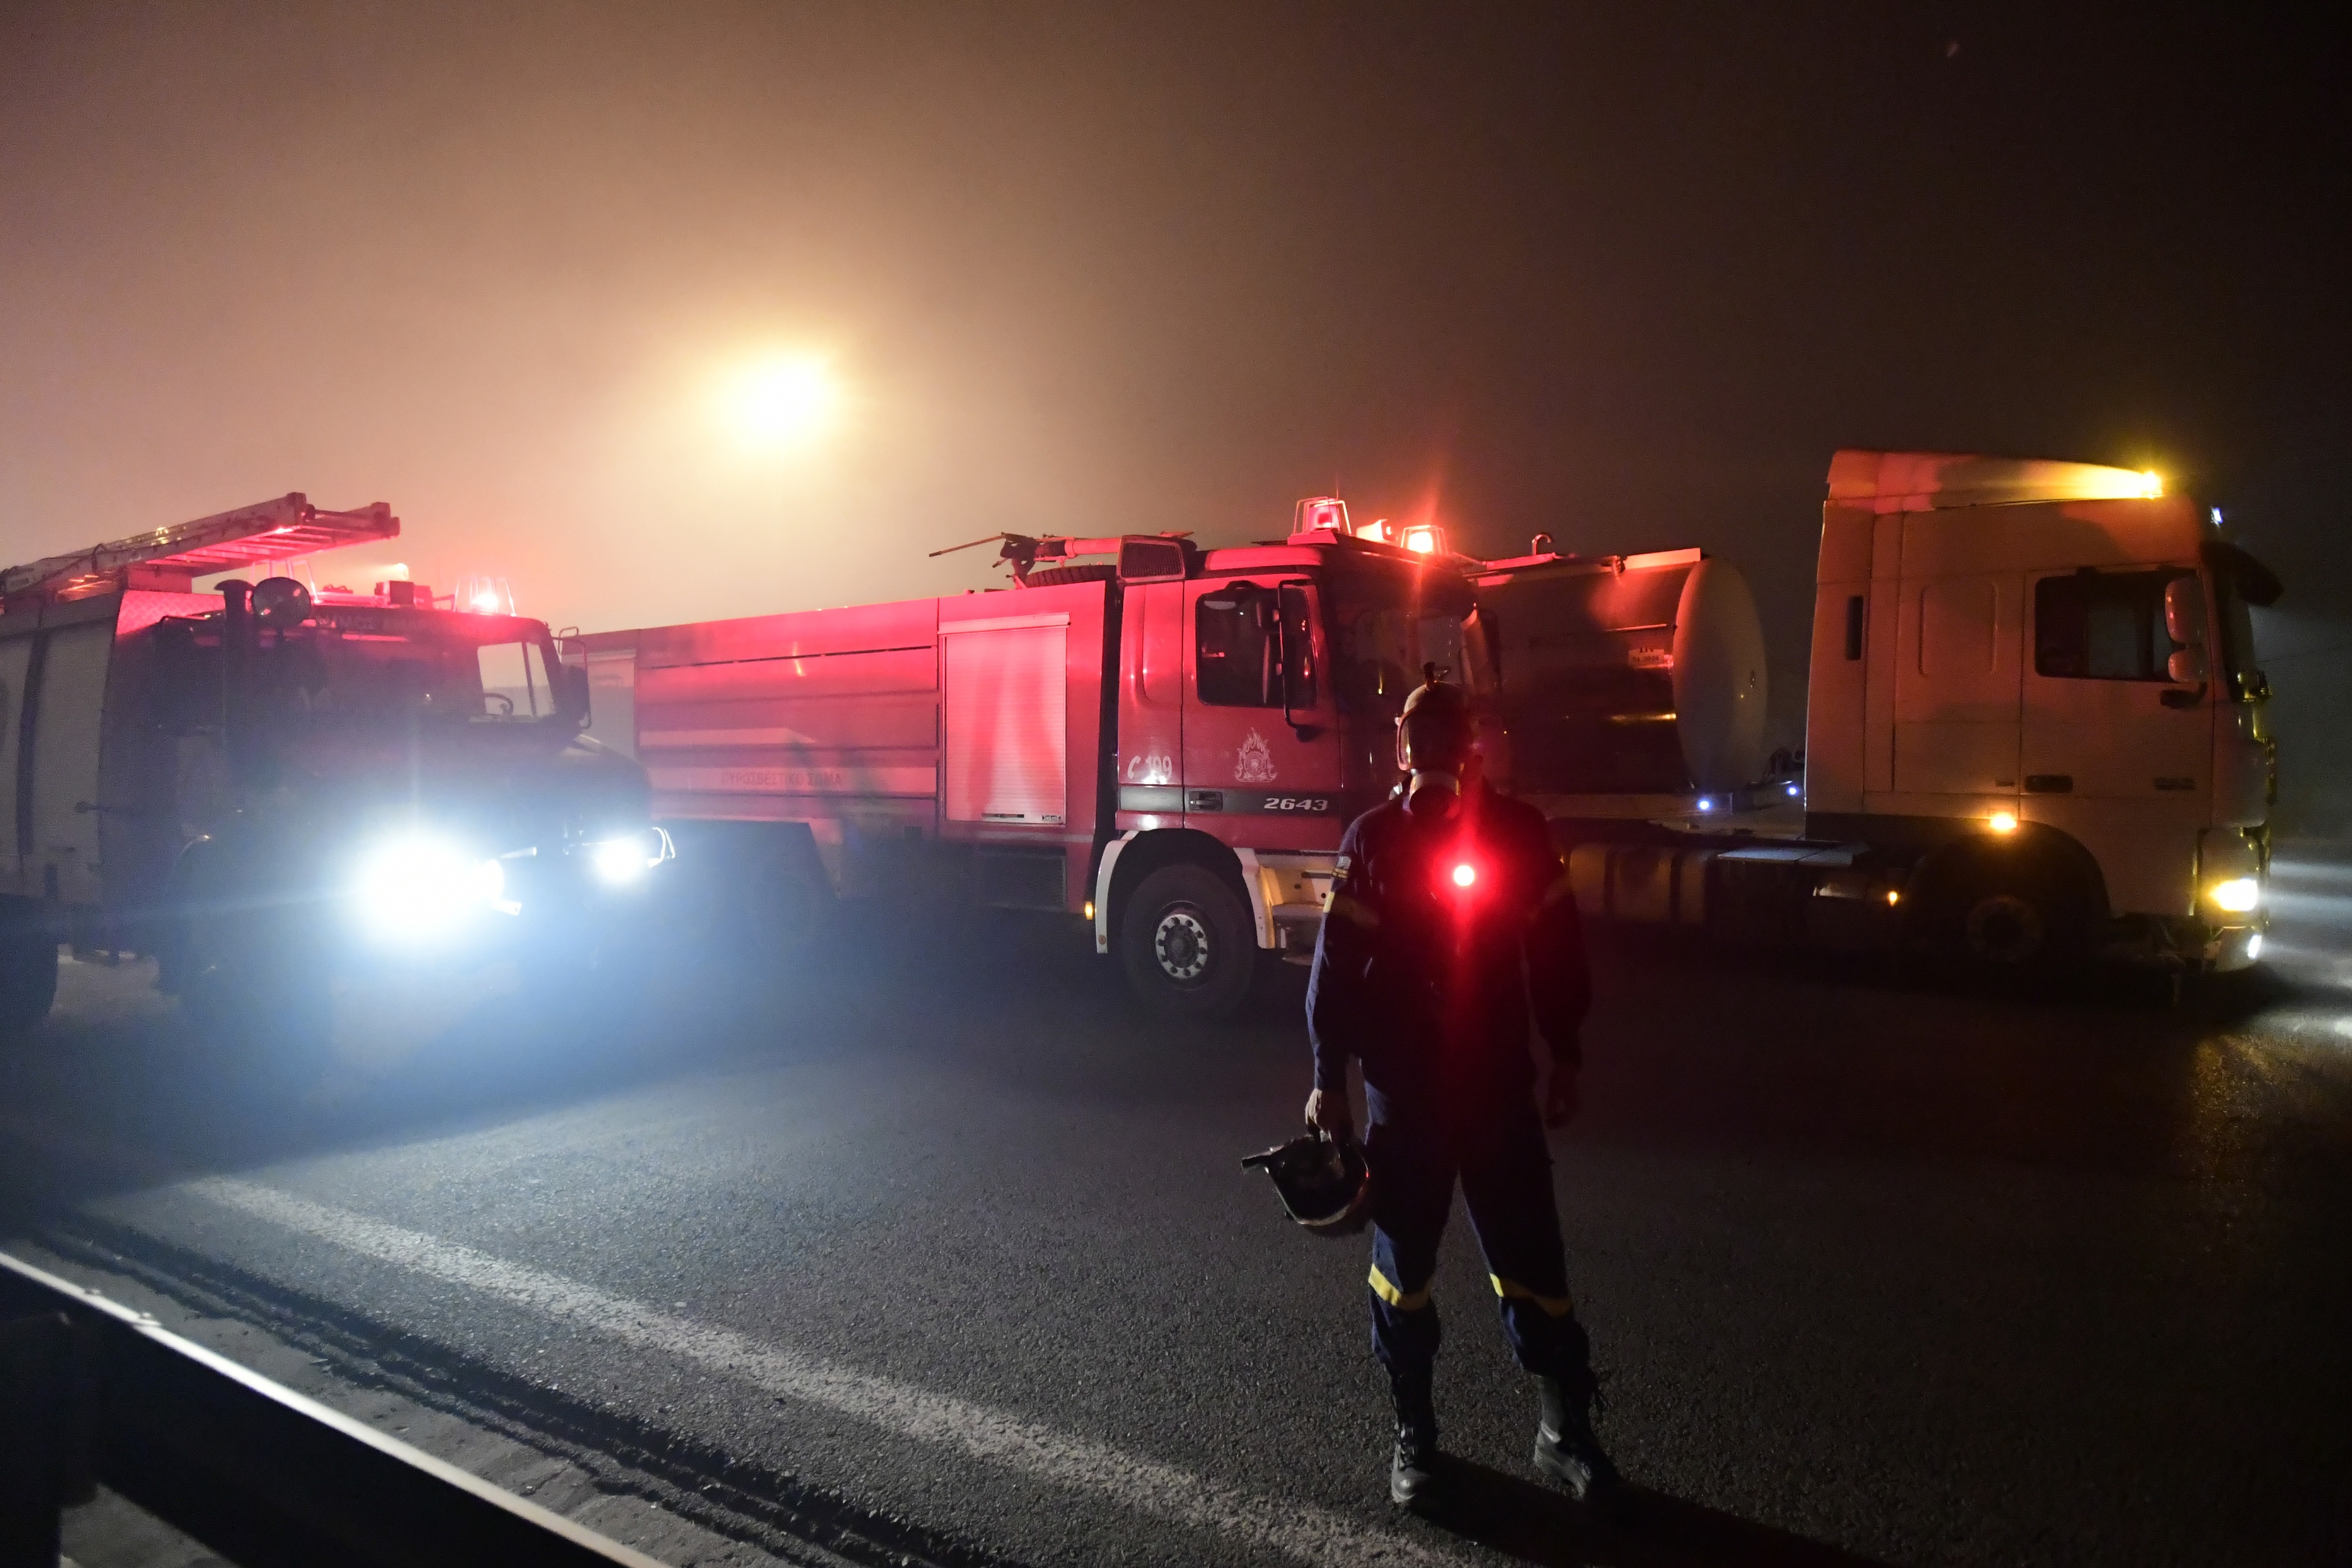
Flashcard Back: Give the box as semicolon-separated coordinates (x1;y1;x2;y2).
567;448;2281;1015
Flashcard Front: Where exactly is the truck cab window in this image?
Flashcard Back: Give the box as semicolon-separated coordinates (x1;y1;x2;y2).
1326;571;1474;713
477;639;552;717
1196;586;1313;708
2034;569;2191;681
1418;612;1467;689
2212;572;2265;700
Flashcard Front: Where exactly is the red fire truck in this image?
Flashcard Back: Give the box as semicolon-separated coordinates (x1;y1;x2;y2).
562;502;1474;1016
0;495;663;1047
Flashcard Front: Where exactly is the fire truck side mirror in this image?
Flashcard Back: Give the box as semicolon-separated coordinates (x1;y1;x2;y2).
559;662;591;727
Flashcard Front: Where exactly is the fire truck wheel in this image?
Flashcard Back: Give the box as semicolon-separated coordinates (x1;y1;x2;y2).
0;929;59;1035
1120;863;1256;1019
178;914;333;1063
740;850;830;958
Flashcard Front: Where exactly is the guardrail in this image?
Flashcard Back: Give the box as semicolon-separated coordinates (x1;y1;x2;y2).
0;1249;664;1568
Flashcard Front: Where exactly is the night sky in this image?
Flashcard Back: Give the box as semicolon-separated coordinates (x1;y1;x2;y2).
4;5;2347;821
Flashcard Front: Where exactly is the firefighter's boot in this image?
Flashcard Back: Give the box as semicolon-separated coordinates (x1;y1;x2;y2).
1387;1371;1440;1508
1533;1372;1621;1510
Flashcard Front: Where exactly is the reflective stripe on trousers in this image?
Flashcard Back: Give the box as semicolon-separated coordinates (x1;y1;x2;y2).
1364;1090;1586;1380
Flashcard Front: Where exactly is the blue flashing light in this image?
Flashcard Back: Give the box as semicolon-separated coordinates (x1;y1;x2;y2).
1696;797;1715;813
1786;781;1801;798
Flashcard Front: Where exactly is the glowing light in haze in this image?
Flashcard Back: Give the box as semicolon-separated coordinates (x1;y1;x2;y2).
2208;877;2261;913
721;354;839;447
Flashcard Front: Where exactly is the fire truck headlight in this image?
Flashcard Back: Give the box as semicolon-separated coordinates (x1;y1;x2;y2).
2208;876;2261;914
354;836;506;938
589;830;666;885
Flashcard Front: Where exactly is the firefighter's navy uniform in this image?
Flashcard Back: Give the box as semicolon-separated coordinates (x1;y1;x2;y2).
1306;775;1595;1393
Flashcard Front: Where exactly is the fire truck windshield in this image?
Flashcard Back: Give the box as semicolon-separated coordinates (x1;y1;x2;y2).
1327;570;1475;714
258;625;566;725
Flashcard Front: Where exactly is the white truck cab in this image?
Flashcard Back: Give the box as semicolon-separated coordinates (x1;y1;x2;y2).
1802;450;2277;971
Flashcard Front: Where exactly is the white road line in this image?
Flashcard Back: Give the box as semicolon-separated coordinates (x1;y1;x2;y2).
184;1177;1465;1568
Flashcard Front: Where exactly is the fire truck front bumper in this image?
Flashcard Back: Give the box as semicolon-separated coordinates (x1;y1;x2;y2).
339;827;673;962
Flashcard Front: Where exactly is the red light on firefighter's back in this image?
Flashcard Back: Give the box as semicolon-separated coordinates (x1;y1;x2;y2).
1451;863;1476;888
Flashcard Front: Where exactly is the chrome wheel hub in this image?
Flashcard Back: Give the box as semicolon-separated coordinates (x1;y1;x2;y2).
1153;907;1211;982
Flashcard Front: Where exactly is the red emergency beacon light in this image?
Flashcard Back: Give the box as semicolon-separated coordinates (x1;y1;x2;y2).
456;575;515;615
1295;496;1350;534
1451;862;1477;889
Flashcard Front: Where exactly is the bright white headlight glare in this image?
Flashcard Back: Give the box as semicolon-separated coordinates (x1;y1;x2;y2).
354;835;506;938
588;830;664;885
2208;876;2261;914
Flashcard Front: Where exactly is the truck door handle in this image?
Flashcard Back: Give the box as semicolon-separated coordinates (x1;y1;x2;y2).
2023;775;2072;794
1185;789;1225;813
2160;688;2201;709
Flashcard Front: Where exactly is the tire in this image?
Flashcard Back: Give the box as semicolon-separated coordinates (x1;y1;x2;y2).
655;825;830;975
1119;862;1258;1020
738;834;832;958
1913;852;2088;980
181;924;334;1064
0;930;59;1035
172;846;333;1062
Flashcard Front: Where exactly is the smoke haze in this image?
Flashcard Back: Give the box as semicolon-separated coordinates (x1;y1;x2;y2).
4;3;2347;819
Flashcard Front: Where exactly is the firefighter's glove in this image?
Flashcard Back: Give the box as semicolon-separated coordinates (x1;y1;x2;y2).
1304;1086;1354;1145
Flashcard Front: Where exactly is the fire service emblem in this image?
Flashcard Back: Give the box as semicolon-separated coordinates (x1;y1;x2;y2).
1235;729;1278;784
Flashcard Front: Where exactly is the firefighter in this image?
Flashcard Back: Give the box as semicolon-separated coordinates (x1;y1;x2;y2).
1303;666;1617;1511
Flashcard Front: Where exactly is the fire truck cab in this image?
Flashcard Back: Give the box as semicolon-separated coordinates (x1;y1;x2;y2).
564;501;1475;1016
1096;506;1477;1011
0;495;663;1048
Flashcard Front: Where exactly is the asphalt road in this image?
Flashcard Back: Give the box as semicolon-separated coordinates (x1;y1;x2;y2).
7;851;2352;1568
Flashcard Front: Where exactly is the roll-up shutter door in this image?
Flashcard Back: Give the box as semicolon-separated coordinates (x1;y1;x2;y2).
942;616;1067;824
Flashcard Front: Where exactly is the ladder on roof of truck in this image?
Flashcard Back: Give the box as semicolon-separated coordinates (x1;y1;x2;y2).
0;493;400;610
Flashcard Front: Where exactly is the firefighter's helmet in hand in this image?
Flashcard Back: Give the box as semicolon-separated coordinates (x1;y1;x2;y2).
1241;1125;1375;1237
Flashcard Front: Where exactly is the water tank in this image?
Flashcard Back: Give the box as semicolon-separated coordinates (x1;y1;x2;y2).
1475;550;1767;796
